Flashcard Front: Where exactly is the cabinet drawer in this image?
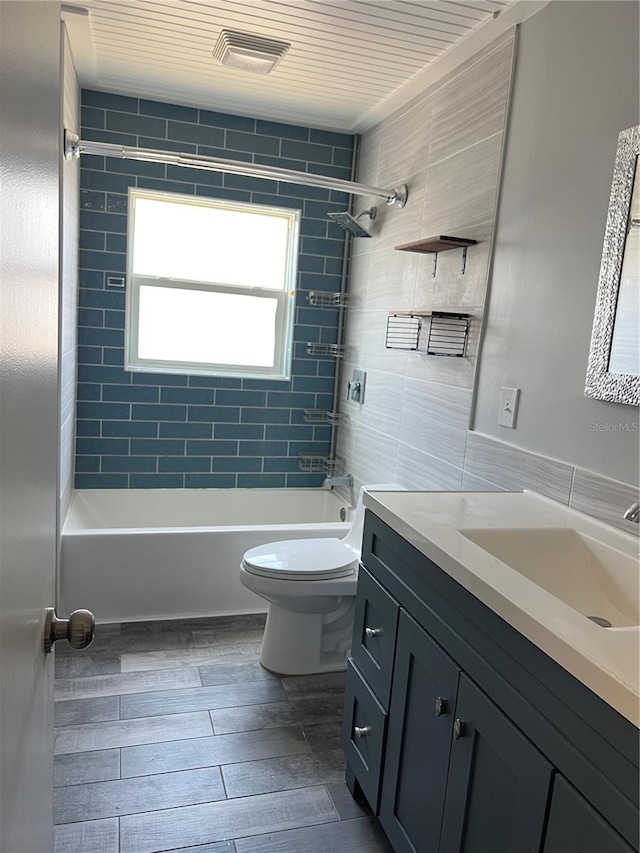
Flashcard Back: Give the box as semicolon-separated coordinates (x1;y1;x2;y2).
341;659;388;813
351;566;400;708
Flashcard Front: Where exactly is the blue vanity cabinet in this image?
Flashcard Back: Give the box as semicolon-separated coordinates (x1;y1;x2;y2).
345;510;640;853
543;776;635;853
379;613;552;853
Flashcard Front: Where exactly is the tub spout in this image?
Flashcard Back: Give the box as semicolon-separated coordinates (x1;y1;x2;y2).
322;474;353;490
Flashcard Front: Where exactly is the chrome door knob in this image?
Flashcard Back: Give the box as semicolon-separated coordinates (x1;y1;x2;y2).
44;607;95;653
365;627;383;638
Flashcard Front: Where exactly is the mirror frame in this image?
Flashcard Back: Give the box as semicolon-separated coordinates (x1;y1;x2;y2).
585;124;639;406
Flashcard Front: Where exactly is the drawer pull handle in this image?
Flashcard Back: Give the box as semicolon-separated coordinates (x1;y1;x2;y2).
435;696;448;716
454;719;466;739
354;725;372;739
365;627;383;638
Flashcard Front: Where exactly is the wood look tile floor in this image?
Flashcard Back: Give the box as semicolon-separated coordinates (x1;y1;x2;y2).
53;615;392;853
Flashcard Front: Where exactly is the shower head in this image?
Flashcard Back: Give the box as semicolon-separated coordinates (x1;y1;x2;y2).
327;206;377;238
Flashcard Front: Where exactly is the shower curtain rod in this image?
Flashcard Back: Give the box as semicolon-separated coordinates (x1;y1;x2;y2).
64;130;408;208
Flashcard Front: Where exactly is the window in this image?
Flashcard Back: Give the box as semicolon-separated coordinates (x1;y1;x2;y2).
125;189;300;379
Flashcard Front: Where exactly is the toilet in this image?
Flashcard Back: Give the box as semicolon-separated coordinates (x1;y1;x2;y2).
239;483;404;675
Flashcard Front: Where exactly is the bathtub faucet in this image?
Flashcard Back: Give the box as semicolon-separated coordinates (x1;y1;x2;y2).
322;474;353;490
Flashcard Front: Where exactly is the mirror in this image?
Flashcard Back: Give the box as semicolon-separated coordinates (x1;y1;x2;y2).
585;125;640;405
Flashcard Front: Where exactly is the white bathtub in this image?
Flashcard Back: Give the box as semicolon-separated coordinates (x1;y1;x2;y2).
61;489;351;623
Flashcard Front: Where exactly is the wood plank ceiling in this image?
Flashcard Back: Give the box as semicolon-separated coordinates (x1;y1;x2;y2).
69;0;512;131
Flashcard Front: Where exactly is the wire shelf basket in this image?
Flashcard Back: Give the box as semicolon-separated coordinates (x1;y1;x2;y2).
426;312;470;357
306;342;348;358
386;314;422;350
386;311;470;356
307;291;350;308
302;409;348;426
297;453;345;475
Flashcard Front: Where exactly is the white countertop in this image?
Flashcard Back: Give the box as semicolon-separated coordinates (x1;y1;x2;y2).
363;489;640;727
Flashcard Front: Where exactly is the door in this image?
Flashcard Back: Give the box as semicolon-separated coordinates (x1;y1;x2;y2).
439;674;553;853
0;3;62;850
379;612;460;853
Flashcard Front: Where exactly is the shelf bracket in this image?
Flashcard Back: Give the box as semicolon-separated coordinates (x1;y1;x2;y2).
461;246;468;275
432;254;438;277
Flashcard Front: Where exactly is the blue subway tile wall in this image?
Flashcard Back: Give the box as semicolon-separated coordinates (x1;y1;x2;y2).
76;91;354;489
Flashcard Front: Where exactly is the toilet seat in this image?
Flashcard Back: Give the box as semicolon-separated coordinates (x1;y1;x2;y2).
242;538;357;581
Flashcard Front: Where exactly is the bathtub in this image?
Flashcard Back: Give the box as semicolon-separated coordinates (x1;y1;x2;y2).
61;489;351;623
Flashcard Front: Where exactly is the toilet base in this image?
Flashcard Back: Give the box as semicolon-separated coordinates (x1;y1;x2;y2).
259;598;355;676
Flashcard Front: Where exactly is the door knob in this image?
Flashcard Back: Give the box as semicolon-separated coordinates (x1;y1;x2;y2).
44;607;95;654
365;627;382;638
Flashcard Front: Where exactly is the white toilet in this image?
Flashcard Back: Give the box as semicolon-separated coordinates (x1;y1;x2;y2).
239;484;403;675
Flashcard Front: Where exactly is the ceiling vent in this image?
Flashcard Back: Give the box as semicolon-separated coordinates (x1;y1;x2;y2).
213;30;290;75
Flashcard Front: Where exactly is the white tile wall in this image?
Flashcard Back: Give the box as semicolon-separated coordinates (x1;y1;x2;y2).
428;30;515;166
396;444;464;491
463;432;575;504
569;468;639;534
399;379;472;470
462;432;639;534
338;30;516;494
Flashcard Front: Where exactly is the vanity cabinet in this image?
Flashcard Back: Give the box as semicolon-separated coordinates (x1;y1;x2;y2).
343;511;640;853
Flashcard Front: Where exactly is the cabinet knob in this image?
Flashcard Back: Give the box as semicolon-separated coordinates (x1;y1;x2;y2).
435;696;448;716
354;725;372;739
365;627;383;638
454;719;466;739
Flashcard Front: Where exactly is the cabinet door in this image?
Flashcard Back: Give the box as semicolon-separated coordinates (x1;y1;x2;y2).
543;775;635;853
439;674;553;853
351;566;400;708
379;611;460;853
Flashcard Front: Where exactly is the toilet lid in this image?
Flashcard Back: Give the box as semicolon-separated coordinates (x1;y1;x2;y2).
242;538;358;580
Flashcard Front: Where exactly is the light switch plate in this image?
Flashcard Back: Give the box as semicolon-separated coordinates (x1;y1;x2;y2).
498;386;519;428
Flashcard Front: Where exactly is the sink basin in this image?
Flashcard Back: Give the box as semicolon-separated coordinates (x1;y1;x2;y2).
459;527;639;628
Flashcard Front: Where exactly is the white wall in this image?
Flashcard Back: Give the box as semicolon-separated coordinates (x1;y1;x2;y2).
473;1;639;486
59;24;80;519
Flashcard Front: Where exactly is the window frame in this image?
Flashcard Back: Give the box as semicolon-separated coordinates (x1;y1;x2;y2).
124;188;301;381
